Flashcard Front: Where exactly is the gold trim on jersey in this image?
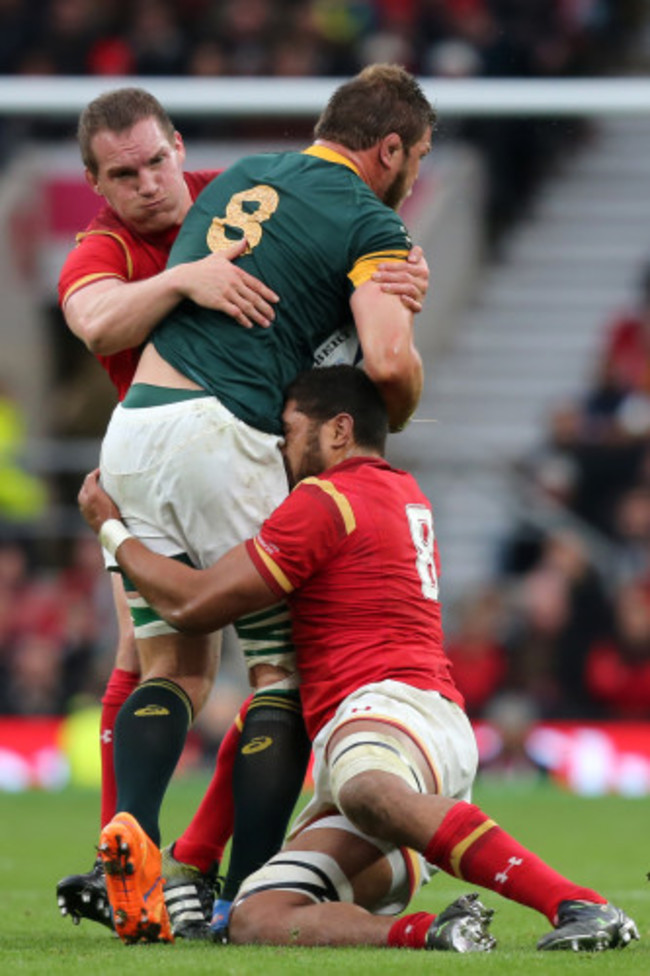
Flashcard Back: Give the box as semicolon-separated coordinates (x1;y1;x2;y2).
298;477;356;534
62;229;135;305
62;271;126;306
252;538;294;593
348;249;410;287
302;145;361;176
75;229;135;278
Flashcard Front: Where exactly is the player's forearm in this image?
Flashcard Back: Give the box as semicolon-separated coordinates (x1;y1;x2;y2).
367;345;423;432
106;532;274;634
352;282;424;431
108;536;218;633
64;267;188;356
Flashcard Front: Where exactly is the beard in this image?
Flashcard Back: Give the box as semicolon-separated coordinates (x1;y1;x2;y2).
383;162;410;211
288;424;327;488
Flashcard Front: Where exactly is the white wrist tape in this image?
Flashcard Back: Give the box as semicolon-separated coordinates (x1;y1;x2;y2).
99;519;133;558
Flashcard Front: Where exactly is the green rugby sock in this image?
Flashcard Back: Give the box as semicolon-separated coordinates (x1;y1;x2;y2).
113;679;193;845
222;689;311;899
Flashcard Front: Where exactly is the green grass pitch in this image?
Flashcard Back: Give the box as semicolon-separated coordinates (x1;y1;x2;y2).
0;775;647;975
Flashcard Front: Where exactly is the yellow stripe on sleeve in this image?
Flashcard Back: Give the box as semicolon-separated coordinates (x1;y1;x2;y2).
252;539;294;593
300;477;356;534
62;272;126;306
75;229;135;279
348;250;410;288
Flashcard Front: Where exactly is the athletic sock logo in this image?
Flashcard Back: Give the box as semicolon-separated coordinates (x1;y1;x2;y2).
494;856;523;885
134;705;171;717
241;735;273;755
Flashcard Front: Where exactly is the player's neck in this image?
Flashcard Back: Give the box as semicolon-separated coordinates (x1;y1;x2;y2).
326;446;382;469
311;139;381;195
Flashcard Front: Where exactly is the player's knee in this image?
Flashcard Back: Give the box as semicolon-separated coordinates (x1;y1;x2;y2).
329;730;423;838
179;673;213;715
229;897;264;944
338;772;396;839
229;891;303;945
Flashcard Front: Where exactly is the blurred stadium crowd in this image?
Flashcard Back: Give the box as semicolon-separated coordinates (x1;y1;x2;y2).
0;0;639;79
1;0;650;753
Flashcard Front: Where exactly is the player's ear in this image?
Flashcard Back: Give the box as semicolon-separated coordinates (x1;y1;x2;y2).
173;130;186;164
84;168;101;195
378;133;403;170
331;412;354;446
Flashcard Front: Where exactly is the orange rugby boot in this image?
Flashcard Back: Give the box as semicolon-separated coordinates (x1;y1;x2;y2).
98;811;174;944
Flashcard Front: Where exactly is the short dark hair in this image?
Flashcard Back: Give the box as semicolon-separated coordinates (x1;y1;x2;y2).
285;365;388;453
78;87;176;174
314;63;436;153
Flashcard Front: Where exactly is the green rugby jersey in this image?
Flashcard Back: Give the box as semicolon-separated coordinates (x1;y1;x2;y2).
153;146;412;434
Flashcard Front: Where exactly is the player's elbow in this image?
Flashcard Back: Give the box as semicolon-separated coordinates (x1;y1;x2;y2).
84;319;122;355
365;349;423;400
365;356;409;386
66;301;123;355
71;313;112;355
166;593;222;635
162;602;204;634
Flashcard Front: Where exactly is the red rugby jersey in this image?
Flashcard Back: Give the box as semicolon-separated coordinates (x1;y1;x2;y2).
58;170;218;400
246;455;464;738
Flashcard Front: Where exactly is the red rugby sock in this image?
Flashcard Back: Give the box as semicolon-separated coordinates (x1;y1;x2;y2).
387;911;436;948
425;802;606;924
99;667;140;828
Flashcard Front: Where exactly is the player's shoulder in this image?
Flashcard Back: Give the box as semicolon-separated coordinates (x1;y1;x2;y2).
293;474;358;536
81;204;126;234
185;169;220;199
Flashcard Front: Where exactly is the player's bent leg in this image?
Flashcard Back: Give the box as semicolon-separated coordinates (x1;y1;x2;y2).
228;819;495;951
331;737;637;952
228;821;402;946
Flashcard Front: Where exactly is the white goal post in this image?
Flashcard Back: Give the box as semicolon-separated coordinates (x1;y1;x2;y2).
0;75;648;119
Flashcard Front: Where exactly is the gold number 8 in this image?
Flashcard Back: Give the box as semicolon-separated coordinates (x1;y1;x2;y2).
207;184;279;254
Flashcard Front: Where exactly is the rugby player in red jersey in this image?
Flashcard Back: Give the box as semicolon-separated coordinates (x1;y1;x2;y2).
56;87;279;933
78;365;639;954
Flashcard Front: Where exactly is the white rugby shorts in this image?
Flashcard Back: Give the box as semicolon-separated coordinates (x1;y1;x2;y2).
292;680;478;835
100;394;288;568
99;394;295;659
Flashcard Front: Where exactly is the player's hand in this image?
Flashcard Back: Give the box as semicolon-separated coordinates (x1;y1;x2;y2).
78;468;122;533
372;244;429;314
180;239;279;328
